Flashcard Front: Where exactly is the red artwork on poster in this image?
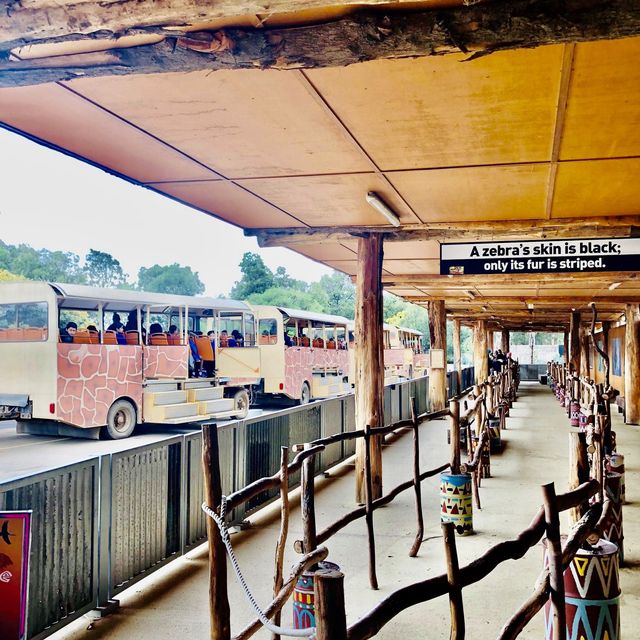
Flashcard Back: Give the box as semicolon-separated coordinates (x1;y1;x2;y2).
0;511;31;640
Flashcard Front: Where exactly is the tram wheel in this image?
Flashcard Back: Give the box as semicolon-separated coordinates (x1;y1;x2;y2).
299;382;311;406
233;389;250;419
106;399;137;440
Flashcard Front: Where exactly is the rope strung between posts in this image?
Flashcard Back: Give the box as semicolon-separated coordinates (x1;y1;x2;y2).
202;496;316;639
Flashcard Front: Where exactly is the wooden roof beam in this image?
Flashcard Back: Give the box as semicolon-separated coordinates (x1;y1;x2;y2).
2;0;640;87
404;296;640;305
250;216;640;247
382;272;639;286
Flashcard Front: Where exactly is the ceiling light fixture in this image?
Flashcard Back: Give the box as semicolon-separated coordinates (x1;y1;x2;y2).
527;303;534;309
609;282;622;290
366;191;401;227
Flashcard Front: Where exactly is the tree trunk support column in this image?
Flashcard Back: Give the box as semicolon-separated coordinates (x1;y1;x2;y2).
579;324;590;379
624;304;640;425
569;311;581;375
428;299;447;411
355;234;384;503
453;318;462;394
474;320;488;384
501;329;510;355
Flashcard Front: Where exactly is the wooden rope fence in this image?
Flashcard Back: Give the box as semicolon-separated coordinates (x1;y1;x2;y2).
202;364;522;640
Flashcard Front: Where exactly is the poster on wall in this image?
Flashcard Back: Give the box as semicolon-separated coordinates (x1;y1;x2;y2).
440;238;640;275
0;511;32;640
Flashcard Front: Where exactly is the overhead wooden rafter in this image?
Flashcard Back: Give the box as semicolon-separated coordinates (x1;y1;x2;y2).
2;0;640;87
248;216;640;247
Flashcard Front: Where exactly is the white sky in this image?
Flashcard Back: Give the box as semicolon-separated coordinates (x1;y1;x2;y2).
0;127;333;296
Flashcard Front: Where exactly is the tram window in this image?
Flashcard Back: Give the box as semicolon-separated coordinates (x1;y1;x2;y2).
259;318;278;345
0;302;48;342
336;327;347;349
243;314;256;347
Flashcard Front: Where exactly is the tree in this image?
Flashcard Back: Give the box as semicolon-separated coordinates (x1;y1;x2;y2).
273;265;307;292
0;241;85;283
230;252;274;299
137;263;205;295
84;249;127;288
0;268;24;282
248;287;327;312
311;273;355;319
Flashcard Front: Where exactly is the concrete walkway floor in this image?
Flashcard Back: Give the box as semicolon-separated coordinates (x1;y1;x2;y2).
53;382;640;639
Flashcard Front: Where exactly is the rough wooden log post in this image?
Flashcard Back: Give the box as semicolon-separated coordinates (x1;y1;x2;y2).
563;332;570;367
301;443;317;557
569;311;581;375
409;397;424;558
201;424;231;640
474;320;488;385
542;483;565;640
568;430;590;525
501;329;510;355
314;570;347;640
355;234;384;503
473;385;483;437
453;319;462;394
272;447;289;640
579;324;590;379
450;398;461;475
442;521;465;640
624;303;640;425
427;299;447;411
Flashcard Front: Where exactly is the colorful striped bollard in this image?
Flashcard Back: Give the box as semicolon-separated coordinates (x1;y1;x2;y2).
544;539;620;640
293;561;340;629
607;454;625;504
602;472;624;563
440;472;473;535
570;400;580;428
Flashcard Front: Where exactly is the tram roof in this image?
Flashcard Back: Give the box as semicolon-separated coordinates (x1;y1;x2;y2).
277;307;350;326
50;282;249;313
2;1;640;329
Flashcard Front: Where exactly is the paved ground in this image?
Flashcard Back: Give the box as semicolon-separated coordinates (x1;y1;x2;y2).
0;407;273;482
51;382;639;639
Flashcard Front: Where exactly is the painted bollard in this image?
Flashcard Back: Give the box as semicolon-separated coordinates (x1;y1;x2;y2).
293;561;340;629
607;454;626;503
570;400;580;428
602;472;624;563
544;540;620;640
564;393;571;417
488;416;501;452
440;472;473;535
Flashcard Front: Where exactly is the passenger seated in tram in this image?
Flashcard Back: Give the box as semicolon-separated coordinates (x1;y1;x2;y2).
188;332;202;377
107;313;124;332
231;330;243;346
149;322;170;345
219;330;229;347
167;325;180;345
87;325;100;343
60;321;77;343
284;331;293;347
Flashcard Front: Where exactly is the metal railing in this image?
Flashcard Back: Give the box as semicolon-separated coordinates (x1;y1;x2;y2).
0;368;474;639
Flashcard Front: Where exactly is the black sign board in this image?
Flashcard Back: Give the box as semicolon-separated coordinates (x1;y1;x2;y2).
440;238;640;276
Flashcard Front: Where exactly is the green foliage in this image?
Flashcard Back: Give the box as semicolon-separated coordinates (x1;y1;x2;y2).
0;268;25;282
248;287;326;312
230;253;275;299
85;249;127;288
0;240;85;283
309;273;355;318
137;263;205;296
383;293;429;349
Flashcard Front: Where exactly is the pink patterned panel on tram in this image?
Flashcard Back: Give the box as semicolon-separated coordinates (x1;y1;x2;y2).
283;347;350;399
384;348;406;367
144;345;188;379
57;344;143;428
414;353;430;369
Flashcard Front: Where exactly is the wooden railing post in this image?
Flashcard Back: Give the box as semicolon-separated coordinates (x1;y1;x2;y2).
201;424;231;640
442;521;465;640
272;447;289;640
542;483;565;640
301;442;317;557
364;424;379;589
409;397;424;558
449;398;461;475
314;569;348;640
